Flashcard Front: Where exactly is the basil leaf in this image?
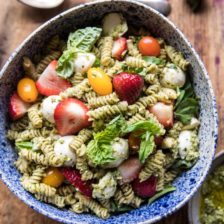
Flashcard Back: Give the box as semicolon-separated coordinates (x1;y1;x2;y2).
56;49;76;78
121;64;147;76
67;27;102;52
148;185;176;204
15;141;33;150
143;56;166;65
93;57;101;67
139;131;155;163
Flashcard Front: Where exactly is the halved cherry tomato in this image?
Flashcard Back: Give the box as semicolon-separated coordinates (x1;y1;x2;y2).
42;167;64;188
17;78;38;103
87;68;112;95
138;37;161;56
128;131;143;151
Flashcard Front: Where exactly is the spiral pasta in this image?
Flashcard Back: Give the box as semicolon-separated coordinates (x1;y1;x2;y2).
69;72;85;86
100;37;114;67
28;103;43;128
23;57;39;80
29;166;46;184
14;157;31;174
10;116;29;131
57;185;76;196
125;57;146;68
46;35;60;51
144;84;160;95
144;73;159;85
76;156;93;181
127;37;141;58
164;170;179;185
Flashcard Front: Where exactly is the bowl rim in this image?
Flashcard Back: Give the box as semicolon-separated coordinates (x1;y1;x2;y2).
0;0;219;223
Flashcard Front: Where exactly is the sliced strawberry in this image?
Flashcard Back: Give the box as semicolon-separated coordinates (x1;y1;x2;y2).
59;167;92;197
9;92;30;120
36;60;71;96
113;72;144;104
112;37;127;61
149;102;173;128
54;98;90;135
118;157;142;183
132;176;157;198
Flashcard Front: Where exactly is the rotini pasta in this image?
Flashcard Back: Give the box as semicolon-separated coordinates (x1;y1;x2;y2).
23;57;39;80
100;37;114;67
28;103;43;128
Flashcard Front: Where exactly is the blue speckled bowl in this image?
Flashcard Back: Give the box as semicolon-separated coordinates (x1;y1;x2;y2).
0;0;218;223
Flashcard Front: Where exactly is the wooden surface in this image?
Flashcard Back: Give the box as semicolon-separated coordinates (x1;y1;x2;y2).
0;0;223;223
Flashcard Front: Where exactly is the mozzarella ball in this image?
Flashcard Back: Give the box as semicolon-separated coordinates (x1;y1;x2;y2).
178;130;193;159
54;136;76;167
41;95;61;123
73;53;96;74
92;172;117;199
104;138;129;168
161;65;186;89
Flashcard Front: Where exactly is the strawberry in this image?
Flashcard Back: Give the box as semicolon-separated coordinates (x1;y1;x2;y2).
9;92;30;120
118;157;142;183
36;60;71;96
59;167;92;197
54;98;90;135
113;72;144;104
132;176;157;198
112;37;127;61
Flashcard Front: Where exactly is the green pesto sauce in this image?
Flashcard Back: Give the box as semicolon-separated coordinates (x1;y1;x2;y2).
200;165;224;224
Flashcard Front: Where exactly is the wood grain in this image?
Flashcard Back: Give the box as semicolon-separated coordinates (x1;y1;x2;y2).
0;0;223;223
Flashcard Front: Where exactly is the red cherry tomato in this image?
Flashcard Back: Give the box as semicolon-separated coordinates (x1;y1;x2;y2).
138;37;161;56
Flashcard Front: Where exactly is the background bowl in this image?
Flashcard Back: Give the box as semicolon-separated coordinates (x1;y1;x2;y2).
188;151;224;224
0;0;218;223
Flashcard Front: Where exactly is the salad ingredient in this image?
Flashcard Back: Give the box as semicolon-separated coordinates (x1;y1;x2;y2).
160;65;186;89
41;95;61;123
112;37;127;61
102;13;128;37
9;92;30;120
104;138;129;168
93;172;117;199
15;141;33;150
88;67;113;95
42;167;65;188
36;60;71;96
113;72;144;104
118;157;142;183
174;81;199;124
138;37;160;56
132;176;157;198
73;53;96;74
54;136;76;167
128;131;142;151
59;167;92;197
149;102;173;128
17;78;38;103
54;98;90;135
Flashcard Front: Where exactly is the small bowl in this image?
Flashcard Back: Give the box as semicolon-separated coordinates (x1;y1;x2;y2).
188;151;224;224
0;0;218;223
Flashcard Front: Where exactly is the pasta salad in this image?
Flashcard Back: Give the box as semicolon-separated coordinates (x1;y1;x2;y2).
7;13;200;219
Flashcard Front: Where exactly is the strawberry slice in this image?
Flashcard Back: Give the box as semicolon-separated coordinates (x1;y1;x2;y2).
118;157;142;183
36;60;71;96
112;37;127;61
132;176;157;198
54;98;90;135
59;167;92;197
9;92;30;120
113;72;144;104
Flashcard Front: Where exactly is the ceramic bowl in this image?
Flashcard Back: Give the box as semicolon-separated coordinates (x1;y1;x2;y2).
0;0;218;223
188;151;224;224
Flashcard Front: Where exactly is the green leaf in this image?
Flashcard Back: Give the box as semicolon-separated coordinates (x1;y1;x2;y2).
148;185;176;204
56;49;76;78
15;141;33;150
172;159;196;169
121;64;147;76
174;80;199;124
139;131;155;163
143;56;166;66
122;119;165;136
93;57;101;67
86;116;126;166
67;27;102;52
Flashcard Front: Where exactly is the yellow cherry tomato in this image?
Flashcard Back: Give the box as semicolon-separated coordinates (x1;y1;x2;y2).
87;68;112;95
42;167;64;188
17;78;38;103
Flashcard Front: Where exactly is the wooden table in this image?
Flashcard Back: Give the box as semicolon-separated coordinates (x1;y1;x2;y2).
0;0;223;223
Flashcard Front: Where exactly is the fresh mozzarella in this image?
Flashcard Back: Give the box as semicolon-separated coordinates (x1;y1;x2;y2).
54;136;76;167
178;130;193;159
73;53;96;74
104;138;129;168
161;65;186;88
92;172;117;199
41;95;61;123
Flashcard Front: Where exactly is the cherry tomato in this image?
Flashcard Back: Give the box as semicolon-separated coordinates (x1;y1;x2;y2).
149;102;173;128
138;37;161;56
42;167;64;188
87;68;113;95
17;78;38;103
128;131;142;151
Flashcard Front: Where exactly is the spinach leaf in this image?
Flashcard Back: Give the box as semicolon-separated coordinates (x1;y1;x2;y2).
15;141;33;150
143;56;166;66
